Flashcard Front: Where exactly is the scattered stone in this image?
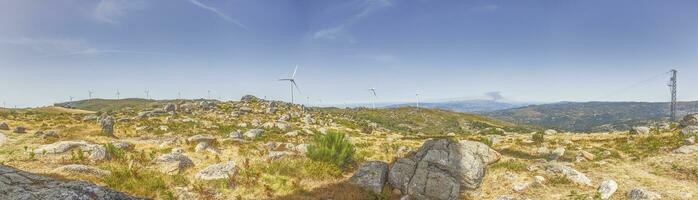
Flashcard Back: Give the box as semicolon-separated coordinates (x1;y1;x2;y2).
0;122;9;130
627;188;661;200
350;161;389;194
195;161;236;181
13;126;26;134
544;129;557;135
388;139;498;200
33;140;90;154
164;103;177;112
549;147;565;161
673;145;698;154
285;131;299;137
545;163;592;186
681;113;698;127
597;180;618;199
682;126;698;135
154;152;194;174
82;144;109;161
0;165;145;200
110;141;134;150
294;144;309;154
229;131;242;139
186;134;216;144
534;176;545;184
276;122;290;130
512;182;528;192
244;129;264;139
631;126;650;135
99;115;115;136
685;136;695;145
34;130;59;139
52;164;111;177
267;151;293;160
537;147;550;156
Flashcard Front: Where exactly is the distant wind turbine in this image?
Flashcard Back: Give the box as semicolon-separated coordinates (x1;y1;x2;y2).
416;92;420;108
306;96;310;106
116;89;120;99
145;89;150;99
88;91;93;99
278;65;301;104
368;88;377;109
69;96;74;102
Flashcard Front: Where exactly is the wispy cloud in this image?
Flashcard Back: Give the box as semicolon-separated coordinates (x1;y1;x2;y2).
0;38;92;54
470;4;499;12
313;0;393;42
187;0;247;29
0;37;172;57
94;0;145;24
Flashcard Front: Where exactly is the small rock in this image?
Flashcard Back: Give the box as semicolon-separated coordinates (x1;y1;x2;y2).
350;161;389;194
627;188;661;200
154;152;194;174
228;131;242;139
544;129;557;135
285;131;299;137
195;161;236;181
549;147;565;161
597;180;618;199
512;182;528;192
685;136;695;145
534;176;545;184
537;147;550;156
579;150;595;161
631;126;650;135
13;126;26;134
681;126;698;135
673;145;698;154
244;129;264;139
546;163;592;186
164;103;177;112
0;122;9;130
52;164;111;177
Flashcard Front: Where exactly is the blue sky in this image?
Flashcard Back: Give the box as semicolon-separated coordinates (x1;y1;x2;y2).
1;0;697;107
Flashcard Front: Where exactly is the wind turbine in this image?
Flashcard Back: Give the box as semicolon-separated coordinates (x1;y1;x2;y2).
88;91;93;99
145;89;150;99
368;88;377;109
278;65;301;104
116;89;120;99
416;92;421;108
306;96;310;106
69;96;74;102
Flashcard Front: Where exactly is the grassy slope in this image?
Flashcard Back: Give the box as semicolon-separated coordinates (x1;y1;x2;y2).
319;106;535;135
54;98;179;113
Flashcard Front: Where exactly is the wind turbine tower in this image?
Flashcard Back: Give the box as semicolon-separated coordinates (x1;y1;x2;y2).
116;89;120;99
145;89;150;99
669;69;677;121
278;65;301;104
368;88;377;109
88;91;93;99
416;93;420;108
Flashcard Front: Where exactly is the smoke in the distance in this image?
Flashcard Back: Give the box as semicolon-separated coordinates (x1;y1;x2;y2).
485;91;503;101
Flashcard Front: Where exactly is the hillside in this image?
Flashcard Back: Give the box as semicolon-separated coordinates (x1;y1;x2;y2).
486;101;698;132
54;98;190;113
318;106;534;135
386;100;530;113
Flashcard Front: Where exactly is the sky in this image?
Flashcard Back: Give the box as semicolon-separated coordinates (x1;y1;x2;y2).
1;0;697;108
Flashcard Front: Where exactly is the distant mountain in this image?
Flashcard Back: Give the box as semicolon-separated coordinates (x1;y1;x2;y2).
385;100;531;113
485;101;698;132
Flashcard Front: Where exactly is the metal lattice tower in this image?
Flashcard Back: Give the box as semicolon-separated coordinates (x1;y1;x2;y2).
669;69;677;121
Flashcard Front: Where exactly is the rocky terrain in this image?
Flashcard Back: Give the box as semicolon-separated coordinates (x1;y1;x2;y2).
0;96;696;200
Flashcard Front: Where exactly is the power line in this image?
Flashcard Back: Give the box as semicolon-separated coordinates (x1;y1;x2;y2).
598;71;671;99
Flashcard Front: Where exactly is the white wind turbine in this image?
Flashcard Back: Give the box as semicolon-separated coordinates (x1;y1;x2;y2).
145;89;150;99
116;89;120;99
368;88;377;109
416;92;420;108
278;65;301;104
88;91;93;99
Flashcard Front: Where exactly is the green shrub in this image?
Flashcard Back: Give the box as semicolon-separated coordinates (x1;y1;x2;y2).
104;143;125;160
532;132;545;144
102;165;168;198
307;131;355;169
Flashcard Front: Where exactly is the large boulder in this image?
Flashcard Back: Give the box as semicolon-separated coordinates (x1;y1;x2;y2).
350;161;389;194
673;145;698;154
682;126;698;135
13;126;26;134
388;139;499;200
164;103;177;112
0;165;145;200
33;141;90;154
549;147;565;161
195;161;236;181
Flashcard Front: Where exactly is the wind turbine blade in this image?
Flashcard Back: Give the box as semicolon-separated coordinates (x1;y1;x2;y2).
292;65;298;79
292;81;302;94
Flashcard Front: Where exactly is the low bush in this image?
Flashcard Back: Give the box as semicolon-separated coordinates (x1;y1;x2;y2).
307;131;355;169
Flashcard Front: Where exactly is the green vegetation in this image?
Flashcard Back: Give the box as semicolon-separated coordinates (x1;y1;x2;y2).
490;160;527;172
532;132;545;144
320;107;528;135
486;101;698;132
102;165;169;198
610;133;687;159
307;131;355;169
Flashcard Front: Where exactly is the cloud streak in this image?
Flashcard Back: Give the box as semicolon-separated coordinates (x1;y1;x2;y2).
187;0;247;29
94;0;145;24
313;0;393;42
